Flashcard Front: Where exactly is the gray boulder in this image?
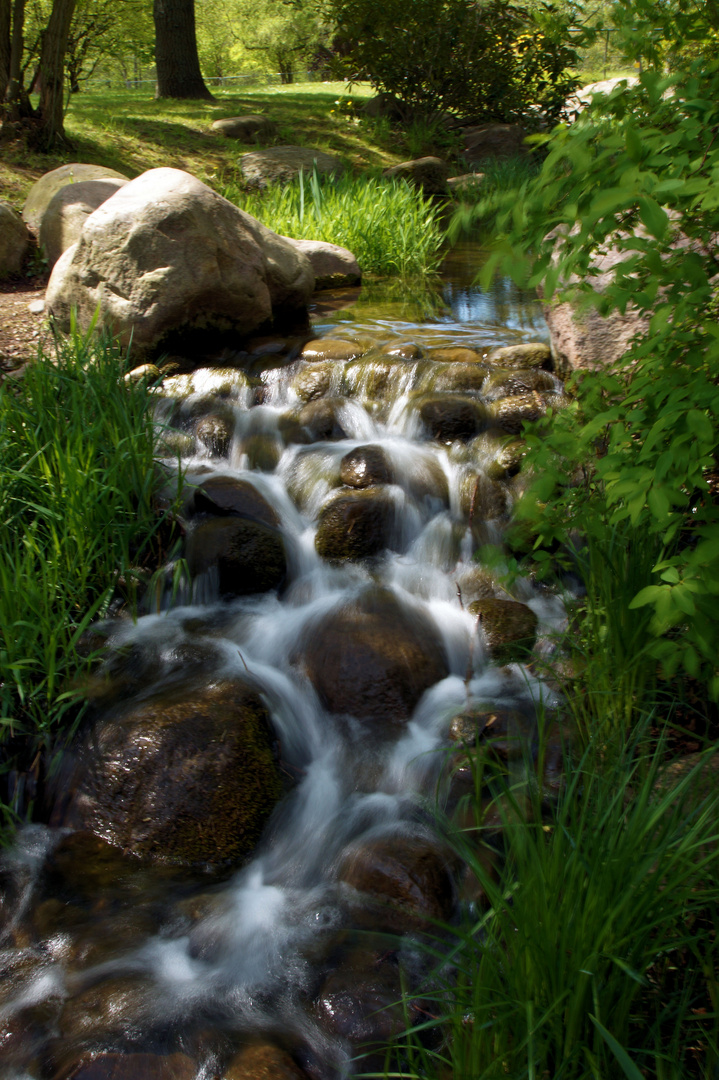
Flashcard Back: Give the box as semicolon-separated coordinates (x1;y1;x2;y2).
211;114;278;141
39;177;128;267
22;162;130;233
282;236;361;289
240;146;343;188
45;168;314;357
0;202;29;279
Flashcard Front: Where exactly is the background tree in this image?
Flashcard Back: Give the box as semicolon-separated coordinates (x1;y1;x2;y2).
153;0;213;99
63;0;154;92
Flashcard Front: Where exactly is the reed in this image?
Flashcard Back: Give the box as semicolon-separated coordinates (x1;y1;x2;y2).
221;168;445;277
0;326;168;768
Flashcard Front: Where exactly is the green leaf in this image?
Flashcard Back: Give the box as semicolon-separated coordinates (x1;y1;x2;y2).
629;585;665;609
589;1016;644;1080
638;197;668;239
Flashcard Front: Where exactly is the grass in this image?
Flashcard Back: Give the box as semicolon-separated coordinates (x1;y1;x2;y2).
383;723;719;1080
0;82;407;208
222;166;445;276
0;324;174;818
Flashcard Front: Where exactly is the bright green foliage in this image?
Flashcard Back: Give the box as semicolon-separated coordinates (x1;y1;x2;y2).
222;168;445;275
327;0;578;125
0;329;166;751
391;731;719;1079
464;3;719;696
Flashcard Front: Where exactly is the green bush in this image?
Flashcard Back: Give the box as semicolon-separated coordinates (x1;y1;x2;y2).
222;168;445;276
327;0;578;126
466;0;719;697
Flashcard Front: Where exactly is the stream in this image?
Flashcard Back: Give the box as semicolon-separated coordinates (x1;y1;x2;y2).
0;243;568;1080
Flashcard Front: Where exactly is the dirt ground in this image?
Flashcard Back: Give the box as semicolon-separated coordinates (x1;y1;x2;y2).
0;275;52;376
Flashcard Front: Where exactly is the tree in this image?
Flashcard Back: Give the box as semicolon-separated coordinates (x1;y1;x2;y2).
326;0;578;125
153;0;213;99
63;0;154;93
0;0;77;148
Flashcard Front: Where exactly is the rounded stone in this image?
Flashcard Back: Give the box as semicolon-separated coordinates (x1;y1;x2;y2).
300;338;364;363
468;597;538;664
417;394;487;442
211;114;278;141
189;475;280;527
489;393;548;434
379;341;423;360
486;438;527;480
291;362;334;402
429;346;485;364
39;178;128;267
240;146;343;188
22;162;130;232
315;488;395;561
489;342;552;369
339;835;455;924
296;586;448;726
0;201;29;278
297;397;349;441
430;362;488;394
222;1043;307;1080
483;367;559;401
187;516;287;596
194;413;234;457
339;445;392;488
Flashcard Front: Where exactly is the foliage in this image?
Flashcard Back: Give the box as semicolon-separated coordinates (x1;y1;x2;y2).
459;2;719;696
388;726;719;1079
326;0;579;125
0;328;169;755
222;167;445;276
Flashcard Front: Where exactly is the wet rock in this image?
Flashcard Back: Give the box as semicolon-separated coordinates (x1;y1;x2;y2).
59;680;284;866
314;958;408;1049
240;146;343;188
291;362;334;402
39;178;128;267
488;393;547;434
285;447;341;511
211;114;278;141
187;516;287;596
57;976;156;1046
417;394;487;442
489;342;552;369
455;566;500;605
448;706;532;763
486;438;527;480
297;587;448;726
194;412;234;457
430;361;488;394
0;201;29;278
405;455;450;506
469;598;538;664
189;475;280;527
300;338;364;363
22;162;130;233
339;835;455;925
297;397;348;441
282;237;361;289
222;1042;307;1080
343;357;399;400
429;346;485;364
382;156;452;195
60;1052;197;1080
379;340;423;360
483;367;559;401
462;473;509;522
45;168;314;357
240;434;281;472
315;488;395;561
157;429;195;458
339;445;392;488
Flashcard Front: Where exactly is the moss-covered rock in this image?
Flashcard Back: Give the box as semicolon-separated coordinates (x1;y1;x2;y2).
468;598;538;664
379;340;423;360
488;393;547;434
300;338;363;363
489;342;552;369
194;412;234;457
483;367;559;401
429;362;488;394
486;438;527;480
59;681;284;867
315;488;395;561
297;397;349;441
428;346;486;364
460;473;509;522
290;362;334;402
416;394;487;442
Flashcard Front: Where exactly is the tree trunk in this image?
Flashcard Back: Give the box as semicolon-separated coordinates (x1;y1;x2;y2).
153;0;213;100
36;0;76;147
0;0;10;95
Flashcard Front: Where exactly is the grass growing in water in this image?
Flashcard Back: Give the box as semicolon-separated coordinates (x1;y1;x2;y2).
383;725;719;1080
0;328;170;800
222;168;445;277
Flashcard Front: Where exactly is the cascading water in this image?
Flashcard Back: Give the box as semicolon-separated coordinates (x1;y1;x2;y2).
0;245;568;1080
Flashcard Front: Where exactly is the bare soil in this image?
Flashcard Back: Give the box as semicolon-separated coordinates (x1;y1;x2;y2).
0;274;52;377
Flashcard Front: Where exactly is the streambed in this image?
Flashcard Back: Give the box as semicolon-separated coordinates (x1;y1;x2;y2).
0;246;568;1080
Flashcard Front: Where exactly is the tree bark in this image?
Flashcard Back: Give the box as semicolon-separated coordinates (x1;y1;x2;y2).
153;0;213;100
0;0;10;96
36;0;76;147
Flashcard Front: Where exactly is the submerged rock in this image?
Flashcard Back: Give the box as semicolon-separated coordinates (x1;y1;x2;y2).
297;587;448;727
59;1053;197;1080
223;1043;308;1080
339;834;455;925
469;597;538;664
58;680;284;867
429;346;486;364
315;488;396;561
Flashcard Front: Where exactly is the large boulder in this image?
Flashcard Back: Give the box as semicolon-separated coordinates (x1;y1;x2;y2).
282;236;361;289
296;587;448;727
45;168;315;357
211;114;278;141
382;156;452;195
57;680;284;867
0;201;29;278
22;163;130;233
239;146;343;188
39;178;128;267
